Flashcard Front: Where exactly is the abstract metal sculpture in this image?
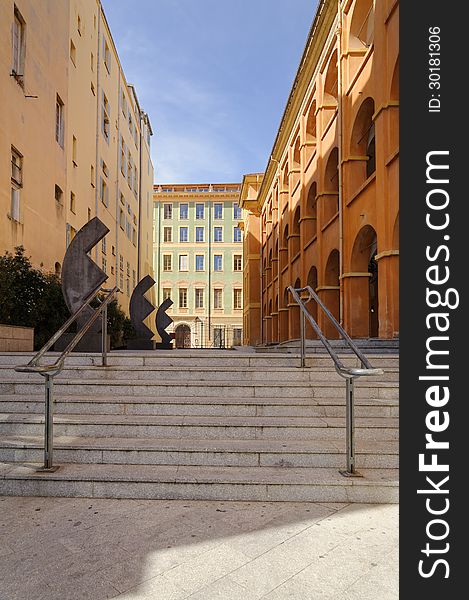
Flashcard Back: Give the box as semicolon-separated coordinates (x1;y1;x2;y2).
155;297;174;349
127;275;157;350
55;217;110;352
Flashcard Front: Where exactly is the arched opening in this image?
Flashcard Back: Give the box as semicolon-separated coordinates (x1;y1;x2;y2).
175;324;191;349
273;239;279;279
323;250;340;338
305;182;318;241
280;165;289;212
292;206;301;256
291;138;301;190
290;277;301;339
306;101;317;144
279;287;290;341
306;265;318;338
350;97;376;185
323;148;339;223
267;248;273;284
349;0;374;49
390;57;399;151
350;225;379;337
54;262;62;277
324;53;338;105
273;294;279;343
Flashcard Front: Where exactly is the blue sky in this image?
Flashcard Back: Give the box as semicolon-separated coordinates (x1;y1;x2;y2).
101;0;318;184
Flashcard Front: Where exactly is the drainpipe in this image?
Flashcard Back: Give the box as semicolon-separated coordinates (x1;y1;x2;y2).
94;10;101;264
337;1;344;325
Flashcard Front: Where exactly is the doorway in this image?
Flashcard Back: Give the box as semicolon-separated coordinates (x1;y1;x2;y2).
175;324;191;349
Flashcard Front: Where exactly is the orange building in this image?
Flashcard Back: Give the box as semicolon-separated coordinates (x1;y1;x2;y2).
239;0;399;344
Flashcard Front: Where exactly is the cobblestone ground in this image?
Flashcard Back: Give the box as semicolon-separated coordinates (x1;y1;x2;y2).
0;496;398;600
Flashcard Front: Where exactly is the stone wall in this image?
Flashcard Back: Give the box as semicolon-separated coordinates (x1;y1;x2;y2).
0;325;34;352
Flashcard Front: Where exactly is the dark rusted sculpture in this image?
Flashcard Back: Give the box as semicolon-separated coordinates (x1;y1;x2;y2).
155;297;174;349
127;275;156;350
55;217;110;352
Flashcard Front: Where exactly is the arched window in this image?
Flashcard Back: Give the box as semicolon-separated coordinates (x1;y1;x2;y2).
306;101;317;144
323;148;339;223
305;182;317;241
349;0;374;49
292;206;301;256
351;97;376;182
324;54;338;105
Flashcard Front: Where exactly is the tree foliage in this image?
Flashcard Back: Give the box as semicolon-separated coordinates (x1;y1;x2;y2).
0;246;133;350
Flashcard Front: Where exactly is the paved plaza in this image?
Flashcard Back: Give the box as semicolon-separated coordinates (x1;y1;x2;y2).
0;496;398;599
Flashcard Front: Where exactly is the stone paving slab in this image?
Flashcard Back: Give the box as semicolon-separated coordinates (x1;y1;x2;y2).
0;496;398;599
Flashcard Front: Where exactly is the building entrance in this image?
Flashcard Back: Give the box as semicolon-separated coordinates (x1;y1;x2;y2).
175;324;191;348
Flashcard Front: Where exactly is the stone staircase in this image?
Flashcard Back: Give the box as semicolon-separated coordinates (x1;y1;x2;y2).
0;350;398;502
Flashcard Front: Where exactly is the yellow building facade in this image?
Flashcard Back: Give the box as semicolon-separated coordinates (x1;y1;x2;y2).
240;0;399;344
0;0;154;314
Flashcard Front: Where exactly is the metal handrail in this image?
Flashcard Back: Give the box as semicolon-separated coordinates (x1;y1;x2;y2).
14;286;119;471
288;285;384;476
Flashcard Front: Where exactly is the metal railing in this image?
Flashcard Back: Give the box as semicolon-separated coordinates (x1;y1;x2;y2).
14;286;119;471
288;285;383;476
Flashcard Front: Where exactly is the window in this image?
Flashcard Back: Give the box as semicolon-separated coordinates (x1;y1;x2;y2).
196;203;204;219
134;165;138;195
179;254;188;271
87;207;91;221
112;245;116;256
55;95;64;147
179;288;188;308
214;289;223;309
233;254;242;271
72;135;77;165
126;261;130;277
179;203;188;219
163;288;171;301
90;52;94;72
214;227;223;242
163;203;172;219
10;147;22;222
119;208;125;229
66;223;77;248
90;164;95;187
234;289;242;309
214;254;223;271
233;328;242;346
195;288;204;309
214;203;223;219
102;93;110;141
163;254;172;271
233;203;242;219
195;227;204;242
12;7;25;81
119;255;124;271
163;227;172;242
103;37;111;72
120;274;124;289
70;191;76;213
102;257;107;273
233;227;242;243
132;228;137;246
91;81;95;96
126;278;130;296
179;227;188;242
55;184;63;204
70;40;76;66
120;137;126;176
101;159;109;178
77;15;82;35
101;237;107;255
127;153;132;188
100;177;108;207
195;255;204;271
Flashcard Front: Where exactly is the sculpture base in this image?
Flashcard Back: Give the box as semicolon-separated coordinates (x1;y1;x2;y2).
155;341;173;350
54;333;110;353
126;338;156;350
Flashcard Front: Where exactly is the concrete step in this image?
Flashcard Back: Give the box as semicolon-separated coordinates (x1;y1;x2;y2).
0;365;399;383
0;351;398;369
0;413;399;441
0;379;399;399
0;462;399;503
0;394;399;418
0;435;399;469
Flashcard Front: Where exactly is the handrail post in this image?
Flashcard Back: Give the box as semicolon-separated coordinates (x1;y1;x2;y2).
300;306;306;368
41;374;57;471
102;303;108;367
342;376;357;476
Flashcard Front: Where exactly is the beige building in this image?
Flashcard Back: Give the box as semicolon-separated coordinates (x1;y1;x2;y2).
153;184;243;348
0;0;154;314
